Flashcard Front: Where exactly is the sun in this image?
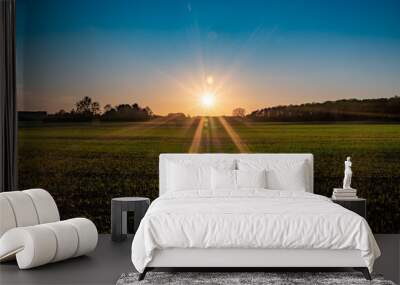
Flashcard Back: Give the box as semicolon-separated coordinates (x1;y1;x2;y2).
201;92;216;108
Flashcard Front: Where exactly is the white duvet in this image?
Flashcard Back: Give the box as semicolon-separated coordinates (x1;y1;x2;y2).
131;190;380;273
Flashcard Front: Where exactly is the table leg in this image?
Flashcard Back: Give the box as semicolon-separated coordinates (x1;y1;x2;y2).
111;202;126;241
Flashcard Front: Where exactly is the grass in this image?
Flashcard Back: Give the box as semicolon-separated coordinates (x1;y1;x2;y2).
18;119;400;233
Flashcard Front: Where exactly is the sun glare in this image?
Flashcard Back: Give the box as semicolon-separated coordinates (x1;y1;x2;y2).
201;92;215;108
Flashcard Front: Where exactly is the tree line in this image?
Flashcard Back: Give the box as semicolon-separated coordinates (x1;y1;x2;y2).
19;95;400;123
247;96;400;122
43;96;154;122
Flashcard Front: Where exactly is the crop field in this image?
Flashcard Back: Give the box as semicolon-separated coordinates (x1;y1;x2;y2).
18;118;400;233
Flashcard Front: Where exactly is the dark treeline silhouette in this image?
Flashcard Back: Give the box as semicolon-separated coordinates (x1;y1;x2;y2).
19;96;400;123
166;112;187;120
232;107;246;117
101;103;153;122
18;111;47;121
248;96;400;122
38;96;154;122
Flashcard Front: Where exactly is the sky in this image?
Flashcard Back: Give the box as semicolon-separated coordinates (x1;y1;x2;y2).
17;0;400;116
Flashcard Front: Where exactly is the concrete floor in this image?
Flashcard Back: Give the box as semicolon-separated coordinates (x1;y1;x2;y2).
374;234;400;284
0;234;399;285
0;235;134;285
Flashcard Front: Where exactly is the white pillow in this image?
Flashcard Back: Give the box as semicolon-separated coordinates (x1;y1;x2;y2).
237;159;307;191
266;164;306;191
236;169;267;189
211;168;236;190
167;162;211;192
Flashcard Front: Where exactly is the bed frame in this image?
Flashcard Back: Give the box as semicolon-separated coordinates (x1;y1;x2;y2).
140;248;370;280
139;154;371;280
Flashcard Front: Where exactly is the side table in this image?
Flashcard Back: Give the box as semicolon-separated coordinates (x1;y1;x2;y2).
331;198;366;219
111;197;150;241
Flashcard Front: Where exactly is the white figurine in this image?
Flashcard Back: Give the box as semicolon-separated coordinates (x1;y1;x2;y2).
343;156;353;189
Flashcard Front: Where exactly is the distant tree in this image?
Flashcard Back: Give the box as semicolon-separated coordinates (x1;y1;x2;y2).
232;107;246;117
75;96;93;114
101;102;152;122
103;104;113;113
116;104;131;112
90;101;100;116
132;103;140;111
167;112;186;119
144;106;153;117
75;96;100;116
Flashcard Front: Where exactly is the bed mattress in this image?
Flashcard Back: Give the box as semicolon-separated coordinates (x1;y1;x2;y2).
131;190;380;273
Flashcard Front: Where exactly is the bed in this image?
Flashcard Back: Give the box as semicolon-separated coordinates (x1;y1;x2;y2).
131;154;380;280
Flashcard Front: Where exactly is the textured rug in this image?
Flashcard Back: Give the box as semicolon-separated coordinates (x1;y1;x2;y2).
116;272;396;285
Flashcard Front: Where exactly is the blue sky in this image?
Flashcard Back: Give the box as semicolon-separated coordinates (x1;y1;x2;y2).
17;0;400;115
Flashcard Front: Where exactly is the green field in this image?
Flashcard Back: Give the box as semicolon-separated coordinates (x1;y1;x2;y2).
18;118;400;233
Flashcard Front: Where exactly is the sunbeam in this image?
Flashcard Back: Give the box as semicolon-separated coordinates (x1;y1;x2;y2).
188;117;205;153
217;116;250;153
98;114;186;139
209;116;223;152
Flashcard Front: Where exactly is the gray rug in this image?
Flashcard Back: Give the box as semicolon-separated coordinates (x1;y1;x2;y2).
116;272;396;285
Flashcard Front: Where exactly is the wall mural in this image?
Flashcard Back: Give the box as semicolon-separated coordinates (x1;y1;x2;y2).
17;0;400;233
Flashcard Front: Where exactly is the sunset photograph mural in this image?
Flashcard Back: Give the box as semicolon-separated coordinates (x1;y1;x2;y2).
16;0;400;233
